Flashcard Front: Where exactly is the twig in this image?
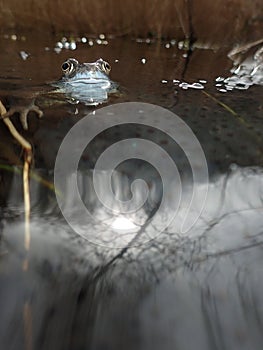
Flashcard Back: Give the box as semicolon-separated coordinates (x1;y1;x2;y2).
0;100;32;257
0;99;33;349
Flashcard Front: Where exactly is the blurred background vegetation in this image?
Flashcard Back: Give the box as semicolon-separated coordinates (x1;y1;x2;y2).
0;0;262;46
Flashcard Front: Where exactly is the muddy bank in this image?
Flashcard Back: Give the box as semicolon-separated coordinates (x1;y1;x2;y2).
0;0;262;46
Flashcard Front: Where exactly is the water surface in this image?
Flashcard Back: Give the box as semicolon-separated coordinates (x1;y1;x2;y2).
0;34;263;350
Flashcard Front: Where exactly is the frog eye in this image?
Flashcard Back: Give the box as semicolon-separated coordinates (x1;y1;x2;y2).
61;59;77;75
102;61;111;74
61;62;70;72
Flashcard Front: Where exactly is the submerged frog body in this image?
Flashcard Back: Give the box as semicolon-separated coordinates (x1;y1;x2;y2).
2;58;118;129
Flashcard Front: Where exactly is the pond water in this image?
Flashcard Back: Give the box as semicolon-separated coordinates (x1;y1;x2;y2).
0;33;263;350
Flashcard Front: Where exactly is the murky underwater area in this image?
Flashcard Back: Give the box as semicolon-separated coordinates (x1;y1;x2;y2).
0;34;263;350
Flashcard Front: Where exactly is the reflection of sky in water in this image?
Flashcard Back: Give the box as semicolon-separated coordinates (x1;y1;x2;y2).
112;216;138;230
3;165;263;350
7;165;263;252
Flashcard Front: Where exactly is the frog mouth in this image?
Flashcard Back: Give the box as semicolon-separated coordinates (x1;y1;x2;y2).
64;77;111;88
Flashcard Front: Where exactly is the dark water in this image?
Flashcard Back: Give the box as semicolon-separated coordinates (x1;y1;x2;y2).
0;34;263;350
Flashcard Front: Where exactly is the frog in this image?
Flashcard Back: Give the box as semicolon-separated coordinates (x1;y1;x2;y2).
1;58;118;130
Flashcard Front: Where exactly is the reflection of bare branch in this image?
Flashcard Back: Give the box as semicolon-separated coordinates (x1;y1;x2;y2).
202;206;263;239
93;207;158;280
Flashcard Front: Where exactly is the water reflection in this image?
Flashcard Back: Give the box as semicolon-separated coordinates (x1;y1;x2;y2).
1;165;263;349
217;45;263;92
0;34;263;349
